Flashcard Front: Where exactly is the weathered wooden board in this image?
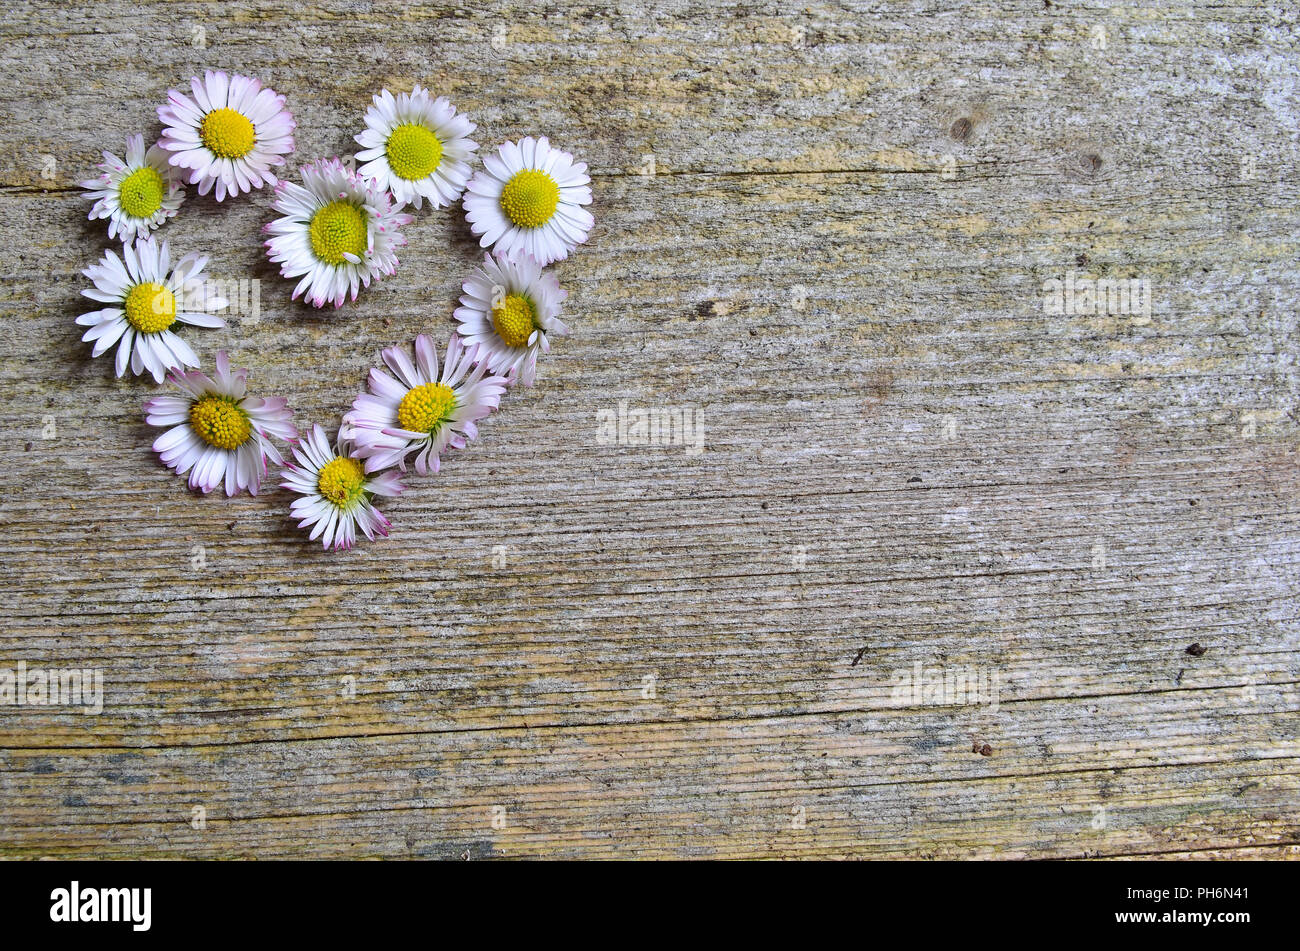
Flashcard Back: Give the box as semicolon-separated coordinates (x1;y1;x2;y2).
0;0;1296;858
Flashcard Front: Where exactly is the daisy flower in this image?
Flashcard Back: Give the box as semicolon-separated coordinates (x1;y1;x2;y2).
463;136;594;265
263;157;413;308
80;133;186;242
157;69;296;201
76;237;227;384
342;334;508;476
354;85;478;210
453;251;568;387
280;424;404;551
144;351;298;497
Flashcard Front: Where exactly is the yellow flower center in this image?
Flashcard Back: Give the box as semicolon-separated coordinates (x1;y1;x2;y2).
309;200;369;266
317;455;367;507
386;123;443;181
396;382;456;435
199;107;256;160
122;282;177;334
118;166;166;218
499;169;559;228
189;396;251;451
491;293;536;348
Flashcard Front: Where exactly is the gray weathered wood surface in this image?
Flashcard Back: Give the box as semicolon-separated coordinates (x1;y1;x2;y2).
0;0;1297;858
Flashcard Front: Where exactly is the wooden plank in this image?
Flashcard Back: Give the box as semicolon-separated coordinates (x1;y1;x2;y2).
0;0;1296;858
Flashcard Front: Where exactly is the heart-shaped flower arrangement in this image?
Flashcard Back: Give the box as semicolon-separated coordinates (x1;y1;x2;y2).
78;71;594;550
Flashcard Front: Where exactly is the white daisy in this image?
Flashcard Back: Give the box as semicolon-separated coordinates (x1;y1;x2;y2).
80;133;186;243
280;424;405;551
157;70;296;201
263;157;413;308
354;85;478;210
463;136;594;265
342;333;508;476
144;352;298;497
453;251;568;387
76;237;227;384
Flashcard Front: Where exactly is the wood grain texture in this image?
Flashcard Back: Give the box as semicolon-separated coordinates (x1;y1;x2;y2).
0;0;1297;859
